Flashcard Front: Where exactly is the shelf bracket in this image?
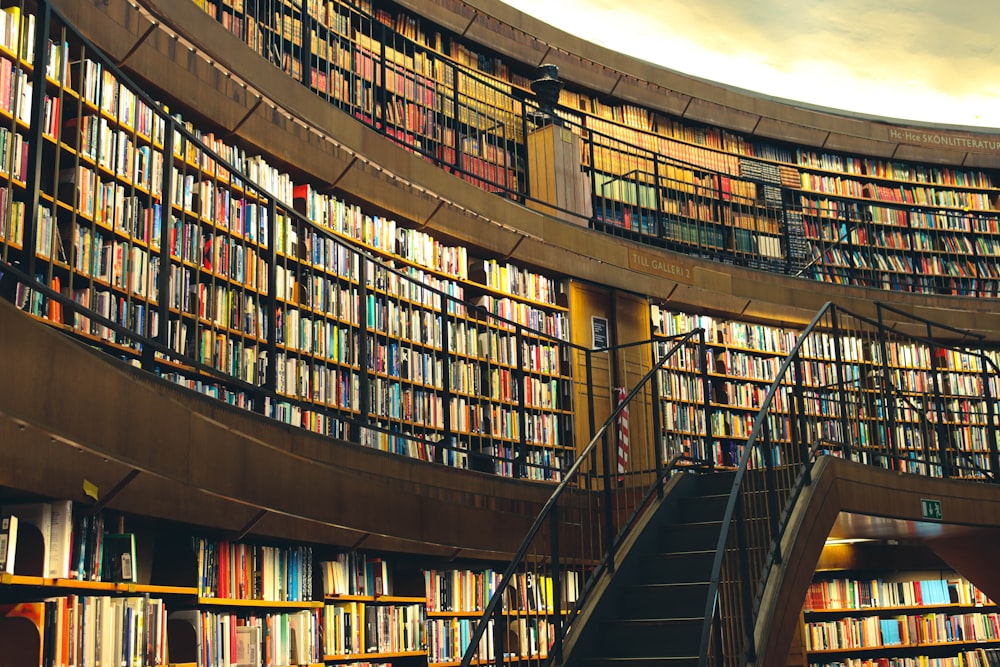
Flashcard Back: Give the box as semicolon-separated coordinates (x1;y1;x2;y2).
232;509;269;542
92;469;141;512
116;21;158;70
501;234;525;261
226;96;264;143
350;533;371;552
416;200;444;230
328;156;359;191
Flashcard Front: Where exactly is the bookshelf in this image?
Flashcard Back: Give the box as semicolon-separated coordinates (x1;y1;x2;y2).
422;565;582;665
321;553;426;661
0;0;577;483
0;500;180;667
0;496;450;667
169;536;324;667
649;304;1000;476
185;0;1000;299
294;0;521;193
801;556;1000;667
423;566;500;666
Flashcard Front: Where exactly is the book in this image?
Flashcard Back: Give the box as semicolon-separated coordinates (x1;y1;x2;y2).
0;515;16;574
48;500;72;579
71;511;105;581
101;533;137;583
235;624;261;667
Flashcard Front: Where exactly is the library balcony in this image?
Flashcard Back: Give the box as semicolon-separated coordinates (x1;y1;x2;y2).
2;0;1000;666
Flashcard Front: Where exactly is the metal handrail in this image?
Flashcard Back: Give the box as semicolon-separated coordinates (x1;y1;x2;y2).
696;301;1000;665
457;328;712;667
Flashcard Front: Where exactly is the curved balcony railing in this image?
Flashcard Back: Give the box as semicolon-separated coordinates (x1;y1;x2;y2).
701;301;1000;665
176;0;1000;299
451;298;1000;666
0;0;607;483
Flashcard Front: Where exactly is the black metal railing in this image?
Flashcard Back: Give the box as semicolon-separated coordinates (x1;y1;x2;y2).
0;0;604;483
455;329;716;666
440;298;1000;666
179;0;1000;299
700;301;1000;665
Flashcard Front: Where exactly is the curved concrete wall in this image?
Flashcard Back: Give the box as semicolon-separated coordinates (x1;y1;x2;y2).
52;0;1000;339
0;297;553;557
754;456;1000;665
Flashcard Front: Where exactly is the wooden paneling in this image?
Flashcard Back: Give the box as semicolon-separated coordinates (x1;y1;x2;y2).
568;280;612;454
612;290;654;470
49;0;1000;339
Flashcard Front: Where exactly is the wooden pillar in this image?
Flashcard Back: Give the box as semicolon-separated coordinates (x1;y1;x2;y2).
527;124;592;225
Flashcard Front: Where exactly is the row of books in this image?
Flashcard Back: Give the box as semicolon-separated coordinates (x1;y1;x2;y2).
426;616;493;665
170;608;322;667
808;648;1000;666
806;611;1000;651
796;148;994;189
274;352;359;409
0;57;30;125
321;553;391;598
805;578;994;612
321;602;424;656
0;595;168;667
0;502;137;585
193;539;314;602
470;259;562;307
276;307;359;359
655;306;1000;376
367;378;445;427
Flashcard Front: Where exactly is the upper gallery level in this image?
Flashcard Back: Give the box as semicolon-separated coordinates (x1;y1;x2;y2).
128;0;1000;302
406;0;1000;166
0;0;984;487
47;0;1000;320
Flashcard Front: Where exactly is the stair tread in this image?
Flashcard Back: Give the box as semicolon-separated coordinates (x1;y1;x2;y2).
567;479;731;666
582;659;699;663
626;582;709;589
669;519;723;526
608;617;703;624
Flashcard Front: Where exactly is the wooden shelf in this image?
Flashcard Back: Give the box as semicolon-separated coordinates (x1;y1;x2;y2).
196;596;324;608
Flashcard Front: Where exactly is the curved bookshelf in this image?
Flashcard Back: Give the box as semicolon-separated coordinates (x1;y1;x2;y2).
174;0;1000;300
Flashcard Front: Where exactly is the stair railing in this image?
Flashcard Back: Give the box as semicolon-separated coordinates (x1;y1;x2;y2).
456;328;715;667
697;301;1000;666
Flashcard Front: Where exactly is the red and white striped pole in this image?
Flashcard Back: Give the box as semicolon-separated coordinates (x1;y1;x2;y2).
616;386;629;484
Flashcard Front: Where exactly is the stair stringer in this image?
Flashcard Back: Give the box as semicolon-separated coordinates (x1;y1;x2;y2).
558;470;707;666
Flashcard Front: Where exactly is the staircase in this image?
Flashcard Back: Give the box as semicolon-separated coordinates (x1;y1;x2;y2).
568;470;735;667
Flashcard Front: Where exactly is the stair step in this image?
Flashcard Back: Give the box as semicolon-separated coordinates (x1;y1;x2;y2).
642;550;714;584
695;471;737;495
678;493;729;523
600;618;703;657
661;520;723;552
622;582;710;618
581;659;699;667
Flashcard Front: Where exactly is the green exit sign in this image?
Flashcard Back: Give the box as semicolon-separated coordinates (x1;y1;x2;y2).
920;498;943;521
